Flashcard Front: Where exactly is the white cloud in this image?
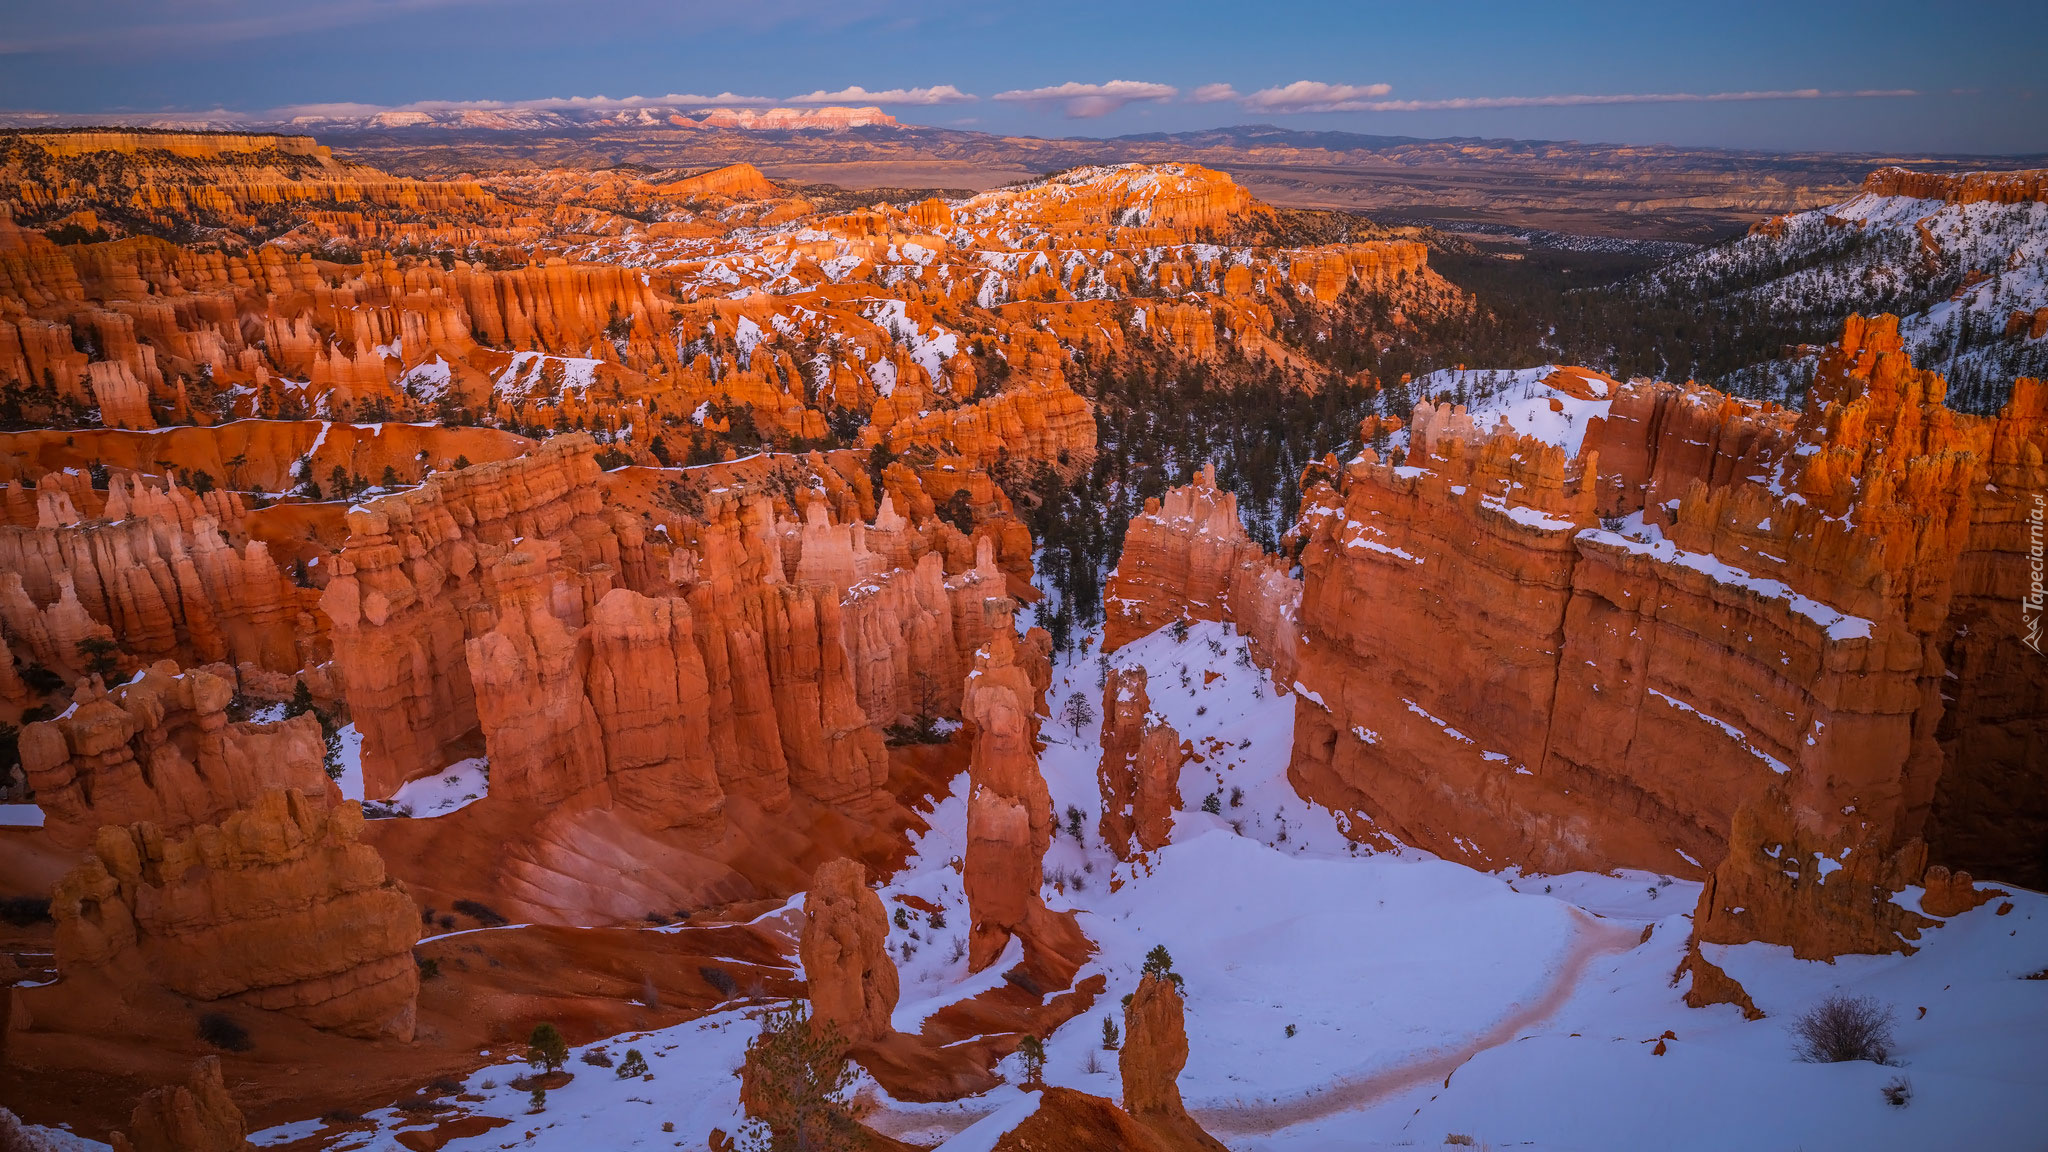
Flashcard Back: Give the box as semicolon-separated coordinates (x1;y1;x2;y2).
1187;83;1241;104
993;80;1178;119
1356;88;1918;110
785;84;974;105
1240;81;1919;114
1242;81;1394;113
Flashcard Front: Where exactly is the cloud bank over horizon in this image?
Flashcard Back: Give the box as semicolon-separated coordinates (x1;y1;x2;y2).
0;0;2036;152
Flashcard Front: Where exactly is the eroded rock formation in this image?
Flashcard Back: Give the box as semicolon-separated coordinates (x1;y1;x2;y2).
798;857;898;1045
1096;667;1182;859
1121;973;1228;1152
1092;317;2044;960
1278;318;2046;932
962;618;1055;971
50;788;419;1039
19;661;334;846
1103;465;1299;682
1859;166;2048;205
109;1057;253;1152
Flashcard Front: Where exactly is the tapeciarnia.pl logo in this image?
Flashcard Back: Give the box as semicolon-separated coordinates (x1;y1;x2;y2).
2027;492;2045;655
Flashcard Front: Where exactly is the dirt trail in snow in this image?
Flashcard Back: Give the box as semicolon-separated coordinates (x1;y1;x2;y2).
867;911;1644;1143
1194;911;1644;1136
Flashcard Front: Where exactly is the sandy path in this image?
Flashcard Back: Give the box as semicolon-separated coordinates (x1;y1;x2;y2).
867;911;1644;1143
1195;912;1642;1136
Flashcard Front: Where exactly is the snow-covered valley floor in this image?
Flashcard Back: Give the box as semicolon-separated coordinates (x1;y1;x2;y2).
114;620;2042;1152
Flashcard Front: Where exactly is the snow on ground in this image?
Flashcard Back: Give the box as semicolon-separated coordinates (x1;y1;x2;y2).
0;803;45;827
334;720;491;818
1025;622;1578;1111
332;721;365;802
379;758;490;818
1396;365;1613;456
249;1008;760;1151
1314;895;2048;1152
237;620;2046;1152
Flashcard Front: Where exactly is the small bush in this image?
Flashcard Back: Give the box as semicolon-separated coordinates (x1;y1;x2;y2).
527;1022;568;1073
415;955;440;979
736;1001;859;1151
1445;1136;1475;1147
618;1048;650;1078
1201;792;1222;815
1882;1075;1913;1107
1141;945;1183;989
927;908;946;930
1791;994;1896;1064
197;1012;252;1052
1101;1015;1120;1051
581;1048;614;1068
453;899;508;927
1285;1023;1297;1038
1016;1035;1046;1087
700;965;738;997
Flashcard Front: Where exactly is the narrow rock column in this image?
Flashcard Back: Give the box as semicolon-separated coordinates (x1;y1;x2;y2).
1122;974;1227;1151
799;857;899;1045
1097;667;1182;859
962;628;1053;971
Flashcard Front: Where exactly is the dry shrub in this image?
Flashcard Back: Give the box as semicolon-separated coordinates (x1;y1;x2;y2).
1791;994;1896;1064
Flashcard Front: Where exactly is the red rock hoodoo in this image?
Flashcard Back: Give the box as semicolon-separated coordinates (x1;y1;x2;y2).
1121;973;1228;1152
1096;667;1182;859
962;618;1055;971
1103;464;1298;682
799;857;899;1045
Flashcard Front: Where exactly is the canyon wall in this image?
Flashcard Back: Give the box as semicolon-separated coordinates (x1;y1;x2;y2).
1102;319;2045;958
1860;166;2048;205
1281;317;2046;942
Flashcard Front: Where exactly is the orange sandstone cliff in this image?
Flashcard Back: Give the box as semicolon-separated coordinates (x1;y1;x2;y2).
44;788;419;1041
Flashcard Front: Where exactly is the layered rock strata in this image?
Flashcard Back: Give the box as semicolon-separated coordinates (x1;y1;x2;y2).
1282;319;2046;921
50;788;419;1040
0;476;310;681
18;661;334;846
1101;317;2044;958
323;433;1029;828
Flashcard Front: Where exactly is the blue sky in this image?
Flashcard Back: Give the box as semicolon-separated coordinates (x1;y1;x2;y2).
1;0;2041;153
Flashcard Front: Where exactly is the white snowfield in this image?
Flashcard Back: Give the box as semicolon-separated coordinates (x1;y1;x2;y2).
35;619;2013;1152
1397;364;1614;458
1643;183;2048;404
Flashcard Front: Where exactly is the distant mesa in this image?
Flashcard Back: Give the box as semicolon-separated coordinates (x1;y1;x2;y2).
672;106;901;131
